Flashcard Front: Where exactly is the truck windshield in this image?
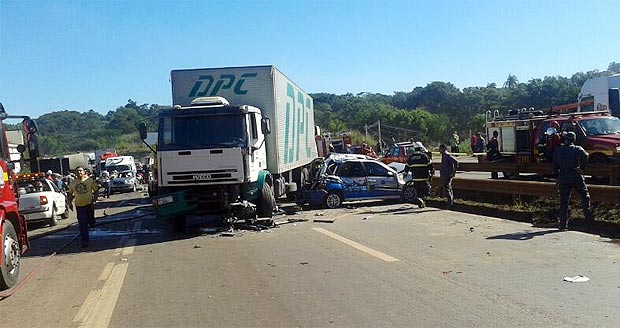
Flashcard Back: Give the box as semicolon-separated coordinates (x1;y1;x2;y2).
579;117;620;136
159;115;247;150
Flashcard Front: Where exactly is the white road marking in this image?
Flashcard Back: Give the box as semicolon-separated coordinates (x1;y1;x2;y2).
313;227;399;262
98;263;115;281
79;263;129;328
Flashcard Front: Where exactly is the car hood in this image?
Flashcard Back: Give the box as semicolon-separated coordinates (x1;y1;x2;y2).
586;134;620;145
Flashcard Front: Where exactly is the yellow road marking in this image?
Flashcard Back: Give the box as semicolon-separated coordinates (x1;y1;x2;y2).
313;227;399;262
80;263;129;328
73;289;101;323
98;263;114;281
121;239;136;256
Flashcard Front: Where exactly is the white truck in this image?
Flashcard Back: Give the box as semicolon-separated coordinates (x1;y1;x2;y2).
140;65;318;225
578;74;620;117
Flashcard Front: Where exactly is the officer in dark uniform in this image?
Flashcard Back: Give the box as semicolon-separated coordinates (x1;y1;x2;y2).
402;145;434;208
552;131;593;230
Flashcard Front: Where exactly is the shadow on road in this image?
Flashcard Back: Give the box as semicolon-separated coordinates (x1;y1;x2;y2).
486;229;562;241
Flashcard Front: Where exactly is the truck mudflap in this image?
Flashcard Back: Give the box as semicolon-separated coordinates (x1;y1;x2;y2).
151;191;197;221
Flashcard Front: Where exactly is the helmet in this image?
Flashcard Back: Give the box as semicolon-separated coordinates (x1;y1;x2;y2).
565;131;576;142
551;121;560;129
46;170;53;175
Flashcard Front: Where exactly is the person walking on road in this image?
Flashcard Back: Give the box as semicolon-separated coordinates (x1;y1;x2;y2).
401;144;434;208
68;166;98;248
552;131;593;230
439;144;459;209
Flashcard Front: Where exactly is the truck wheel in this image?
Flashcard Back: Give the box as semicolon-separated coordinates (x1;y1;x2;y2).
48;207;58;226
324;191;343;209
401;184;417;203
257;185;275;218
0;219;20;290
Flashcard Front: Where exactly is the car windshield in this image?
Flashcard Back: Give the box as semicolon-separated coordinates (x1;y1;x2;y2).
579;117;620;136
159;114;248;150
17;179;51;193
107;164;131;173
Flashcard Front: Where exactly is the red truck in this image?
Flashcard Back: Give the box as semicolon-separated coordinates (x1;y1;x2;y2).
485;108;620;164
0;102;37;290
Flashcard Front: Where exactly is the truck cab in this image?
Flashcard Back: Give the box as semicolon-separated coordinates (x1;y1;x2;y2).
152;96;273;221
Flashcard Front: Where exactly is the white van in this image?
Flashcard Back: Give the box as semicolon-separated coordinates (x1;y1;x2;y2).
105;156;136;175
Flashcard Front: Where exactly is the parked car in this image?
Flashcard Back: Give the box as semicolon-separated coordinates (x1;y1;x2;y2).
298;154;415;208
16;174;69;226
110;170;139;193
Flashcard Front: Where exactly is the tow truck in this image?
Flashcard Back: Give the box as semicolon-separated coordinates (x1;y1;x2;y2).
0;102;38;290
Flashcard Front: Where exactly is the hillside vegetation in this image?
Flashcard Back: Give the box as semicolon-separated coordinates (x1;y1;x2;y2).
26;62;620;157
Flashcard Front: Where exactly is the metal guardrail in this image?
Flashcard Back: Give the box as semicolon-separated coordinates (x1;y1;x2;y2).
430;177;620;204
432;162;620;185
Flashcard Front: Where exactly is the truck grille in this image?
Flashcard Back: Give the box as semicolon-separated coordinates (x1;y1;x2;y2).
166;169;239;184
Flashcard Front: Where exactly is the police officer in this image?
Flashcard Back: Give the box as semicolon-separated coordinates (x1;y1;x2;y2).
402;144;434;208
552;131;593;230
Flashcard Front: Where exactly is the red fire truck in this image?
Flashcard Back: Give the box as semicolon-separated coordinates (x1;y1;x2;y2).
485;107;620;164
0;102;38;290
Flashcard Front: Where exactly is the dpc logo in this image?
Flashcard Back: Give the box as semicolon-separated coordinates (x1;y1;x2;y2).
188;73;258;97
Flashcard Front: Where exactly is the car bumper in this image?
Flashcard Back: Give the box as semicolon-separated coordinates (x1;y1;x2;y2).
19;208;51;221
110;184;135;192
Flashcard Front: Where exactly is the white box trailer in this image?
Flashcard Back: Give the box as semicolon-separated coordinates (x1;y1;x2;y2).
171;65;318;175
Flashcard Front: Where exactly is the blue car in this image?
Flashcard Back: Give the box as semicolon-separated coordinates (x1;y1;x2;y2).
301;154;414;209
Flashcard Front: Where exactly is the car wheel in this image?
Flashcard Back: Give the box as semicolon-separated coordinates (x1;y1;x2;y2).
48;206;58;226
0;217;20;290
401;183;417;203
60;204;69;220
324;191;343;209
257;184;276;218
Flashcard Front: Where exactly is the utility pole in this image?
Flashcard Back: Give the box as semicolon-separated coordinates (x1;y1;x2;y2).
365;124;368;141
378;120;382;146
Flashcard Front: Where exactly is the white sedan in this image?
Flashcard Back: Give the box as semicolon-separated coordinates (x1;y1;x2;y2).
17;177;69;226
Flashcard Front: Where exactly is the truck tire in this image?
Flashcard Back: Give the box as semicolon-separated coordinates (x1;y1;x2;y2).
0;219;20;290
257;185;275;218
60;204;69;220
48;206;58;226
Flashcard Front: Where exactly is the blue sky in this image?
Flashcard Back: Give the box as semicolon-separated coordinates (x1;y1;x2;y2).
1;0;618;118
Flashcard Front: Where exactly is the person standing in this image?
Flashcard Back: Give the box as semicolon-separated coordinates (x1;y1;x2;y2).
68;166;98;248
545;121;561;163
402;146;434;208
439;144;459;209
552;132;593;230
470;133;478;154
451;131;460;153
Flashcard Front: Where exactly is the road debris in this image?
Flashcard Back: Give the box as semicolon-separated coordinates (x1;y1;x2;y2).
315;212;324;216
193;245;201;249
469;227;475;233
313;219;335;223
563;275;590;283
362;216;372;220
274;218;308;226
300;262;309;265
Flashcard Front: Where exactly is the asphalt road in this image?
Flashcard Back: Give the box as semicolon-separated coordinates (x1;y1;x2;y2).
1;193;619;327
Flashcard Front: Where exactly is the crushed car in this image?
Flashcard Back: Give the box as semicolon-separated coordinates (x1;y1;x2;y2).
297;154;417;209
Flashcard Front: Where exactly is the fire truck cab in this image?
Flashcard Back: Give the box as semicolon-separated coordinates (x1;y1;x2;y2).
0;102;37;290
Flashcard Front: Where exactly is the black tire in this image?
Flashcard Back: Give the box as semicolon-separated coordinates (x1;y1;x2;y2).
257;185;275;218
48;206;58;226
401;183;417;203
0;219;20;290
60;204;69;220
324;191;343;209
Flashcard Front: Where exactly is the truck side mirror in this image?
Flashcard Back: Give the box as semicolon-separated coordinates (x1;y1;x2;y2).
0;102;7;120
138;122;148;140
261;117;271;135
